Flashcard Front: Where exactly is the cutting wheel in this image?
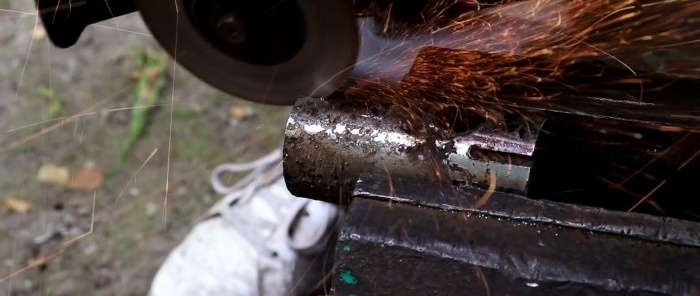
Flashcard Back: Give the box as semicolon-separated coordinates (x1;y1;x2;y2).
136;0;359;105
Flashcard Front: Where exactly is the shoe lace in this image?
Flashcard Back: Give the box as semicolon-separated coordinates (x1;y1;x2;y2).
208;148;338;295
208;147;337;250
210;147;283;206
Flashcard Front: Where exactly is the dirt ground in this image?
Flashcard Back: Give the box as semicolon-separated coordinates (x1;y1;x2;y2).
0;1;290;295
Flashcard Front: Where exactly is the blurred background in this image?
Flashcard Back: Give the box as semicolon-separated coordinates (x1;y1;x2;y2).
0;1;290;295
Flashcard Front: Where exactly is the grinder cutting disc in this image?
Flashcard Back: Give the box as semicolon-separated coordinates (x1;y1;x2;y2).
136;0;358;105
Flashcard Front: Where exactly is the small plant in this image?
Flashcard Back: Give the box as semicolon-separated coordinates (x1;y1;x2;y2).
110;48;169;176
37;86;63;119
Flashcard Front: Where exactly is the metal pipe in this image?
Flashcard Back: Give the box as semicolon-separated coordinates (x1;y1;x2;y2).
283;94;541;203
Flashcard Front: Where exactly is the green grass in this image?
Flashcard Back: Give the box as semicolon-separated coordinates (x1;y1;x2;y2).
37;86;63;119
110;48;170;177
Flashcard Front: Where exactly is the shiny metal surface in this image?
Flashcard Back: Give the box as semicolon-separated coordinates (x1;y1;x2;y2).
283;95;439;203
283;95;540;203
445;116;543;194
135;0;358;105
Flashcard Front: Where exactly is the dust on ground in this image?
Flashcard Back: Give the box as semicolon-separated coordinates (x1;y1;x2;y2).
0;2;290;295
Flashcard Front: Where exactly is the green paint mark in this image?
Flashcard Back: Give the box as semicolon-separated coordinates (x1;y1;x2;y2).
349;294;358;296
339;270;358;285
343;245;351;252
371;183;380;191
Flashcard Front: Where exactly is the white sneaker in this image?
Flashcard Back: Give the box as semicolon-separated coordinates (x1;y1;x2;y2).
150;148;338;296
